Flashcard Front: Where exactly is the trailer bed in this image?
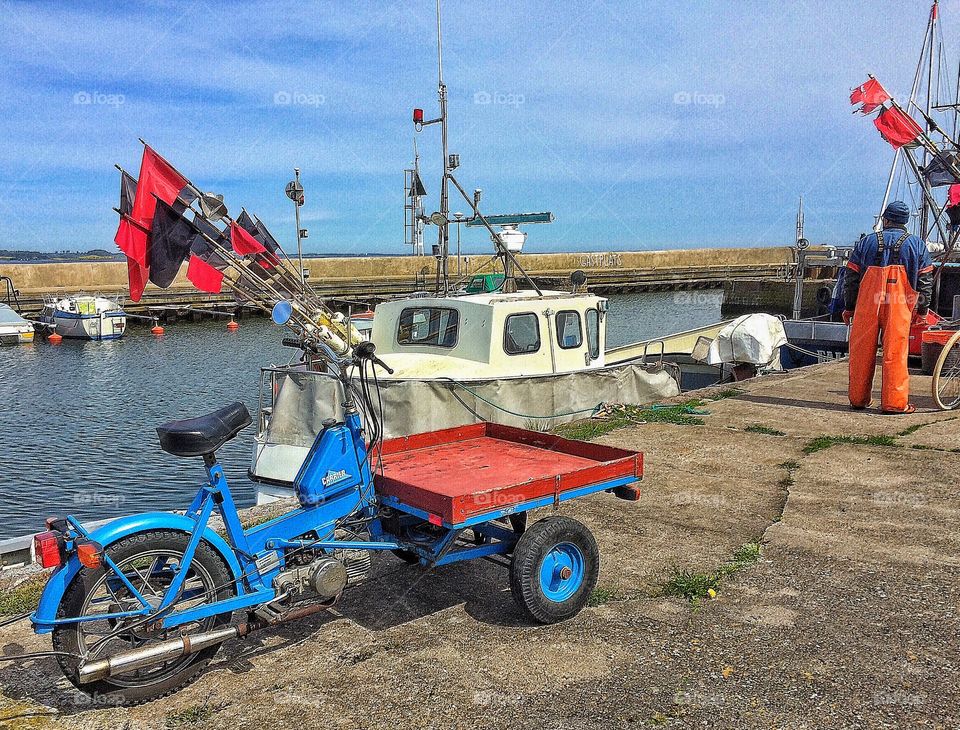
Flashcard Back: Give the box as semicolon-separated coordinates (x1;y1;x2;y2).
374;423;642;525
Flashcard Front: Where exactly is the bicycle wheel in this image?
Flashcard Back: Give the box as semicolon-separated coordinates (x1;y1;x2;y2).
932;329;960;410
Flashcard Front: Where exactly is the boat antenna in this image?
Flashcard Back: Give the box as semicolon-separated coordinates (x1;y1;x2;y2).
435;0;451;296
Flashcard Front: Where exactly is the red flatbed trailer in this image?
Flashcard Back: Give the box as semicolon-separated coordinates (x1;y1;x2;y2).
374;422;643;526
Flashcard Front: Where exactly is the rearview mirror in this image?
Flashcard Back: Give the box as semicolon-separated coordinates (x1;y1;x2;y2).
272;300;293;325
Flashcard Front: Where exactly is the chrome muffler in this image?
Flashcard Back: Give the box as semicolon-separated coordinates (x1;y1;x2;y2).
77;603;328;683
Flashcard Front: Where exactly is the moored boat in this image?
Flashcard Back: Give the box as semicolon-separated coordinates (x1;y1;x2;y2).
0;303;34;345
39;295;126;341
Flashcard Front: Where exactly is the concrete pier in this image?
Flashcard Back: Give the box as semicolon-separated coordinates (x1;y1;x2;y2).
0;359;955;727
0;246;816;317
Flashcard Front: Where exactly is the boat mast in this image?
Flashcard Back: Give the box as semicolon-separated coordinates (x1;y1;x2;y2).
879;1;936;230
435;0;451;296
920;0;938;239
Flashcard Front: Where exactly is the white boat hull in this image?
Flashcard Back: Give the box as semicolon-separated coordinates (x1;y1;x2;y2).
52;311;126;340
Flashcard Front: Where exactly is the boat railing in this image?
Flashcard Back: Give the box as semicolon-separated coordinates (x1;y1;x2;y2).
640;340;665;366
0;276;21;311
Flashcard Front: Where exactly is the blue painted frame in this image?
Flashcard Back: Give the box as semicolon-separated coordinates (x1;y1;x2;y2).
32;406;637;634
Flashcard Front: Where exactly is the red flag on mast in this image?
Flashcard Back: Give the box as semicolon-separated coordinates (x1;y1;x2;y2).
850;78;890;115
873;106;924;149
186;254;224;293
230;221;266;255
114;146;190;300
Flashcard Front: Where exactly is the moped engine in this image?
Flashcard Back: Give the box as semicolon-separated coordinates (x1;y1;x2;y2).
272;549;370;601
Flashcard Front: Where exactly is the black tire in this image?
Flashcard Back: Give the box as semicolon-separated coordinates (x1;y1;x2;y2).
53;529;236;705
509;516;599;624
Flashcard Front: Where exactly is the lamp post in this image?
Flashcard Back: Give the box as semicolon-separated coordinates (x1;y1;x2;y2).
454;212;464;276
285;168;306;285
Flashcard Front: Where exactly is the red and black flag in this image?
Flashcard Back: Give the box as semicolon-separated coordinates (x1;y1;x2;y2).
119;170;137;216
148;200;197;288
236;210;282;268
114;146;192;301
230;220;266;256
186;216;228;294
253;214;280;253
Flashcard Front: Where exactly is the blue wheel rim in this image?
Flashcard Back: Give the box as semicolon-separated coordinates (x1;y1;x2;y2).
538;542;585;602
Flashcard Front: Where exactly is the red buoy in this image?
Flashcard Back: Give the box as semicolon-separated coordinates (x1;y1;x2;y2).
48;333;63;344
226;319;239;332
151;325;165;336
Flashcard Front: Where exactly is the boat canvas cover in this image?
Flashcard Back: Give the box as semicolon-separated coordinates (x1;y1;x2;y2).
707;314;787;367
252;363;678;483
0;304;29;327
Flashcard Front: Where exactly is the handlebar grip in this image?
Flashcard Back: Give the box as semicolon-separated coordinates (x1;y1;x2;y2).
281;337;301;348
374;357;395;375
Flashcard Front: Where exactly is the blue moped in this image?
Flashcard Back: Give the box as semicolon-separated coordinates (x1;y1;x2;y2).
30;337;642;705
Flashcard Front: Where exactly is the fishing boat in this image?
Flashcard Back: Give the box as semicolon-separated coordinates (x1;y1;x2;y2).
782;1;960;367
247;1;775;495
38;295;126;341
249;284;681;493
0;303;34;345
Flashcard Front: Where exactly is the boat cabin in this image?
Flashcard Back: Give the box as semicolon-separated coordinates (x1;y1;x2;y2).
370;290;608;379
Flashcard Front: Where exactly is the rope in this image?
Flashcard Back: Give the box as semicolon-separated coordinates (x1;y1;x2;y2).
440;377;602;420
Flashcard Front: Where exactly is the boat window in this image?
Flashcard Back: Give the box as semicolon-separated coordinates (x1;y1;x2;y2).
504;313;541;355
555;310;582;349
397;307;459;348
585;308;600;360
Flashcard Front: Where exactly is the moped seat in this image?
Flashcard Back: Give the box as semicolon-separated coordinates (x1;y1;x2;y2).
156;402;252;458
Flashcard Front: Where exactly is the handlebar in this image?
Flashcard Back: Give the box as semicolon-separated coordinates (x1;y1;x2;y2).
282;337;394;374
354;341;394;374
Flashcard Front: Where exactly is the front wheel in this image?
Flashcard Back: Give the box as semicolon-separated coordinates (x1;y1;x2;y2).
509;516;599;624
52;529;236;705
932;329;960;410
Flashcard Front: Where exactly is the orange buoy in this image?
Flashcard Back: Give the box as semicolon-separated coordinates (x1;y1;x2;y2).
151;324;165;336
226;319;239;331
48;333;63;344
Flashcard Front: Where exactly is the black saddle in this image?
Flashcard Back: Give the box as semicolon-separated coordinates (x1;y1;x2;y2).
156;402;252;458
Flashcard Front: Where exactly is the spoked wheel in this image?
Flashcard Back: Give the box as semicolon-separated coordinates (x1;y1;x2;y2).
53;529;236;705
932;329;960;410
509;516;599;624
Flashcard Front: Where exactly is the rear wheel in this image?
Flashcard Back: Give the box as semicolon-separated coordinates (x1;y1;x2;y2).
509;516;598;624
52;529;236;705
932;329;960;410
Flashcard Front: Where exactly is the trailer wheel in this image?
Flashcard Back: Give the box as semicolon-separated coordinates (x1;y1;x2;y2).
509;516;598;624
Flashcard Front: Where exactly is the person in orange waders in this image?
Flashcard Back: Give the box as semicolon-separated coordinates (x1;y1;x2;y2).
842;201;934;414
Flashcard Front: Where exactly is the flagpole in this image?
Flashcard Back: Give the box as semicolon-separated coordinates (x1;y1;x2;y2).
120;143;357;349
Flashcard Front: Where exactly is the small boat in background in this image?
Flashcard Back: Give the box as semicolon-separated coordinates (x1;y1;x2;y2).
39;295;126;341
0;303;34;345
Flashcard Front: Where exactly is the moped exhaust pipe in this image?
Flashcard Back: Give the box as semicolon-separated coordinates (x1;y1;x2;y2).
77;603;328;684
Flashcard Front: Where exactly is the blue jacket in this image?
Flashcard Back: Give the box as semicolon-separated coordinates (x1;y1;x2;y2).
842;227;935;312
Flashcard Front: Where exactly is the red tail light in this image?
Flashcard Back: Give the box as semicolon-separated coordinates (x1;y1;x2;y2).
76;540;104;570
34;531;65;569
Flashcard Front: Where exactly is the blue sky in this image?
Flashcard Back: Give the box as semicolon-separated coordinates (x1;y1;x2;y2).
0;0;956;254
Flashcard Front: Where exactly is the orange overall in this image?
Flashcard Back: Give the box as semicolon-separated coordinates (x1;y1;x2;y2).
848;230;917;412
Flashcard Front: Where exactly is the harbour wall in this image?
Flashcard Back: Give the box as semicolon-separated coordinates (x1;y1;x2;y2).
0;246;830;316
